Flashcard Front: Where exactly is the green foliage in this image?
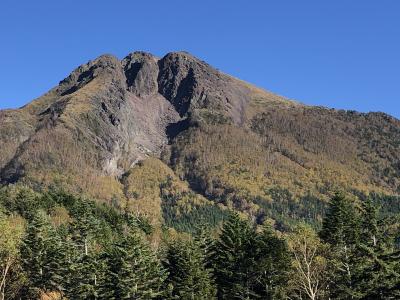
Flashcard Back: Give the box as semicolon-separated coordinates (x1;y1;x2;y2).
255;190;326;229
320;193;362;299
20;211;64;297
66;252;106;300
164;238;217;299
320;192;360;246
0;185;398;299
349;198;400;299
321;194;400;299
0;187;161;299
162;202;229;233
160;176;229;233
253;226;291;299
212;213;290;299
213;213;256;299
369;193;400;217
0;187;39;221
0;212;25;300
101;232;166;299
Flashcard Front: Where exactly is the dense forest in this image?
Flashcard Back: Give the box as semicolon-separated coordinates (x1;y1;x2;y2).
0;186;399;299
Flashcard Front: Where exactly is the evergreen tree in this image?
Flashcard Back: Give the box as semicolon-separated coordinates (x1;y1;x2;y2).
213;214;299;299
65;203;106;299
194;224;216;270
320;193;360;299
350;198;400;299
253;225;291;299
377;249;400;298
69;202;101;256
1;187;38;221
320;195;400;299
100;232;166;299
20;211;64;298
360;198;379;247
212;213;258;299
65;251;105;300
164;238;216;299
320;193;360;246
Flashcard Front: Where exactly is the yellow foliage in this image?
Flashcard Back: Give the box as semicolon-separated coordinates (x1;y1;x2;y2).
123;158;210;225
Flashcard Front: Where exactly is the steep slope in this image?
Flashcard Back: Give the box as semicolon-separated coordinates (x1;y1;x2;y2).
0;50;399;228
169;106;399;223
0;53;180;201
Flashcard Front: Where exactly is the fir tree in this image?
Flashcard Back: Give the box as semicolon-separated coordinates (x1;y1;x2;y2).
194;224;216;270
253;225;291;299
164;238;216;299
100;232;166;299
69;203;101;256
65;252;105;300
20;211;64;298
320;193;360;299
320;193;360;246
212;213;257;299
350;198;400;299
65;203;107;299
320;195;400;299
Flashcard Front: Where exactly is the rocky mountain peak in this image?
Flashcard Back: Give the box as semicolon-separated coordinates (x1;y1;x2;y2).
57;54;124;96
0;49;399;213
122;51;159;97
157;51;250;121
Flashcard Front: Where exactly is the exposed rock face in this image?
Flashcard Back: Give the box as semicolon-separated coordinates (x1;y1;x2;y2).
0;50;399;207
58;54;126;96
122;52;159;97
3;51;248;182
158;52;250;124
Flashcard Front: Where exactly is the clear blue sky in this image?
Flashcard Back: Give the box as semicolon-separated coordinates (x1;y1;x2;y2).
0;0;399;118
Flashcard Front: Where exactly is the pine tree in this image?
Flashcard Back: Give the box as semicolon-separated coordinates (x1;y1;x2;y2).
164;238;216;299
20;211;64;298
194;224;216;270
360;198;379;247
212;213;258;299
210;214;294;299
350;198;400;299
253;225;291;299
377;249;400;298
65;251;105;300
320;193;360;299
69;203;100;256
320;194;400;299
320;193;360;246
65;204;106;299
100;232;166;299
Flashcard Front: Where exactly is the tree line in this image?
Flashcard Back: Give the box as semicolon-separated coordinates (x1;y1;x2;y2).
0;187;399;299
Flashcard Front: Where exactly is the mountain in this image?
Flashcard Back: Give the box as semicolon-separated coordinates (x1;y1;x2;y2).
1;51;399;228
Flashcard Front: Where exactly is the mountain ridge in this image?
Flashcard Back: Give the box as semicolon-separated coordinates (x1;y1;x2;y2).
1;50;399;227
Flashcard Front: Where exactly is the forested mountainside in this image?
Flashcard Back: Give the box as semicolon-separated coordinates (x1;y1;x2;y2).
0;187;399;299
0;51;399;229
0;51;399;299
0;186;400;300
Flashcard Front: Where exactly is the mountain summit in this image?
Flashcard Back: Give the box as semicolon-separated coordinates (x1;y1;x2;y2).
1;51;399;224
